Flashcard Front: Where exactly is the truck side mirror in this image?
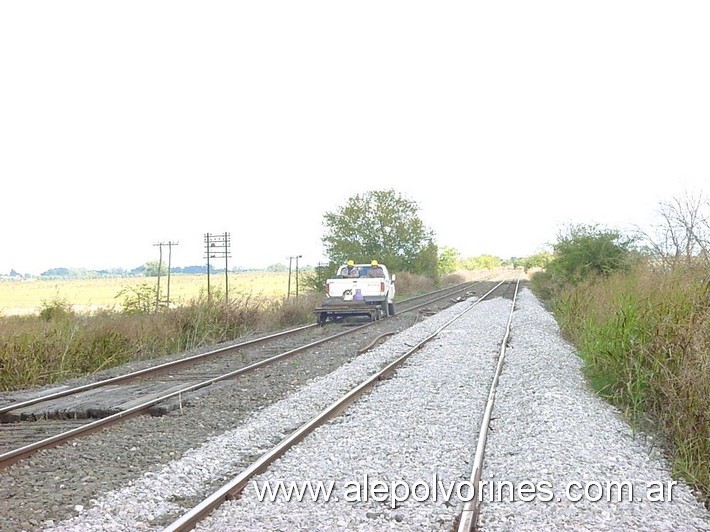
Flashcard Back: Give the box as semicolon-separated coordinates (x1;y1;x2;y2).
391;274;396;282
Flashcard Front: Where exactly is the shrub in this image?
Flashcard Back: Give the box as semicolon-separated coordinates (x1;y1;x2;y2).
299;264;336;294
262;293;322;328
549;224;636;284
38;298;75;322
116;283;158;314
531;224;637;303
459;255;502;271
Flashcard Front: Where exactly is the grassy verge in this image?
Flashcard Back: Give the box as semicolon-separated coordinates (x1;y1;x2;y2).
0;272;466;392
0;292;321;391
535;264;709;503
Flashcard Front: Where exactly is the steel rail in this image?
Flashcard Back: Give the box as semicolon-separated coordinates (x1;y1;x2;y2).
0;281;481;469
356;332;395;353
163;280;508;532
0;324;371;469
457;276;521;532
0;323;315;417
0;281;476;418
389;278;485;305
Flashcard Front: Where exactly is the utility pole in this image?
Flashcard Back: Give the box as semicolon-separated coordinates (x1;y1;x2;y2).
154;242;163;313
316;262;328;292
225;235;230;302
204;232;231;303
166;241;178;306
287;256;293;299
296;254;302;298
153;241;179;311
287;255;302;299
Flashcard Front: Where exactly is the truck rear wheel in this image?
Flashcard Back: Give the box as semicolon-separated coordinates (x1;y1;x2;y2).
388;302;395;316
381;300;389;318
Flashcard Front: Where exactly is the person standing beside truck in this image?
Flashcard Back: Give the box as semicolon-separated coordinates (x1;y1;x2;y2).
368;260;385;278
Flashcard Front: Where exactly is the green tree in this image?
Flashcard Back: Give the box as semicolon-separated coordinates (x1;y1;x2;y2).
547;224;635;284
520;251;554;272
438;246;461;276
143;261;167;277
266;263;288;273
460;255;502;270
300;263;335;293
322;189;438;276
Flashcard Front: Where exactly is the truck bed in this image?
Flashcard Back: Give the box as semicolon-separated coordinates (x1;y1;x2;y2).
313;298;382;324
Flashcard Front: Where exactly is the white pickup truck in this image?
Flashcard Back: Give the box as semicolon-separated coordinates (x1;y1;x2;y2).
314;262;396;325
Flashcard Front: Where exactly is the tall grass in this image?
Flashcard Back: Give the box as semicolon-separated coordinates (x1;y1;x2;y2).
0;292;321;391
392;271;438;295
0;272;459;392
545;264;709;502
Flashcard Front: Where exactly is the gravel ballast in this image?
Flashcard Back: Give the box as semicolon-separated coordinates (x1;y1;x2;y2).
40;296;496;531
193;289;709;531
477;289;710;531
1;311;428;531
4;287;708;531
195;296;511;531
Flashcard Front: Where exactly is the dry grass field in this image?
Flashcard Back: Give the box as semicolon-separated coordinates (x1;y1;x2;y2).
0;272;292;316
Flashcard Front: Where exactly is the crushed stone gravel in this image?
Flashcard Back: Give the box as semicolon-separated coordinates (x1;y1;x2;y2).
2;287;707;531
477;289;710;531
37;297;489;531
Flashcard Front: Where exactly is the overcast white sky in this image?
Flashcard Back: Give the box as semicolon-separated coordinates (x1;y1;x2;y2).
1;1;708;275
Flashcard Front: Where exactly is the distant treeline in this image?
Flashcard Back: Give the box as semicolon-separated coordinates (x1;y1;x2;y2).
36;265;278;279
29;262;316;279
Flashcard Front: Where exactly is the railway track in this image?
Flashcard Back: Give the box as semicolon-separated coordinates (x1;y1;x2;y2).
0;280;489;470
10;276;706;532
162;279;518;531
